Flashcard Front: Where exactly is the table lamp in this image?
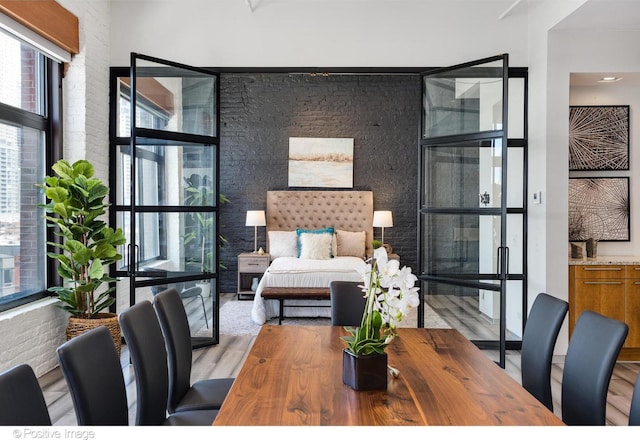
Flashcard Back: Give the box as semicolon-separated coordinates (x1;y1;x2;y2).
246;210;266;253
373;210;393;245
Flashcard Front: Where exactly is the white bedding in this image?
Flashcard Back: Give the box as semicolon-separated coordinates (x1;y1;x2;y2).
250;256;367;324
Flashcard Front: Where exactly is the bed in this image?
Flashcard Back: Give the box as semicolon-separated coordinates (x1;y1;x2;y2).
250;190;374;325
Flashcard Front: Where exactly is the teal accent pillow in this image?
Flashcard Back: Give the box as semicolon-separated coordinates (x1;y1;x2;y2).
296;227;334;258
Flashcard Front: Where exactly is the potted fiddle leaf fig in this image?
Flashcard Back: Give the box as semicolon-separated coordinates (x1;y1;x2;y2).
184;173;229;296
38;159;126;354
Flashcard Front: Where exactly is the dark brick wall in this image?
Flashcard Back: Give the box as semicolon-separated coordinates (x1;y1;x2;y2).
218;73;420;293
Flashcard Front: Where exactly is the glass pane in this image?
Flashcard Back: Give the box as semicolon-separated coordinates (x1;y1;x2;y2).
506;146;523;208
421;213;501;277
424;281;500;341
422;138;502;209
116;211;130;272
423;59;503;138
116;76;130;138
506;214;523;275
506;280;524;341
508;77;525;139
0;30;44;115
132;59;217;137
134;276;216;338
116;211;217;276
0;124;46;301
115;142;217;207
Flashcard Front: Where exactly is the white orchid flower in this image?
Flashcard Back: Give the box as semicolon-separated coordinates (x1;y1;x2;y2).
344;246;421;356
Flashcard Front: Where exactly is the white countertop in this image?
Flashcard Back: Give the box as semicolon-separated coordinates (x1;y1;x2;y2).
569;255;640;265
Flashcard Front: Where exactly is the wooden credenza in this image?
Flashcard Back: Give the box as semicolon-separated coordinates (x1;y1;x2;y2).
569;257;640;360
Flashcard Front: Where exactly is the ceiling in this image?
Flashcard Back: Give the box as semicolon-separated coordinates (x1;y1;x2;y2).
553;0;640;32
570;72;640;86
555;0;640;86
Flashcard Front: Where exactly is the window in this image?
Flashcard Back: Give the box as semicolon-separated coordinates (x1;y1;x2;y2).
0;29;61;311
114;83;169;267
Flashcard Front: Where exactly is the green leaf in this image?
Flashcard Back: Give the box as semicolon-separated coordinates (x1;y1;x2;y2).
46;187;68;203
88;259;104;279
52;160;73;180
65;239;85;254
73;160;94;178
88;183;109;204
52;202;68;218
68;182;89;202
72;247;93;266
57;263;74;280
93;242;116;259
75;282;95;293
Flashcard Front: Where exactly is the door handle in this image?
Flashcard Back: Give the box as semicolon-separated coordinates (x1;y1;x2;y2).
504;246;509;277
584;267;622;271
496;246;509;279
127;244;132;276
583;281;623;285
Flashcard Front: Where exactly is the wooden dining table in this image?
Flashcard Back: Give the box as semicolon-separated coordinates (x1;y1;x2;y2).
213;325;564;426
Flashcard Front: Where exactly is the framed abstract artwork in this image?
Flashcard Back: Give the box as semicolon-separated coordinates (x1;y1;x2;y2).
288;137;354;188
569;105;629;171
568;177;629;242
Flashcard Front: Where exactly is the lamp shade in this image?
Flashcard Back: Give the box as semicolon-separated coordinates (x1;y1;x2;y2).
373;211;393;228
245;210;266;227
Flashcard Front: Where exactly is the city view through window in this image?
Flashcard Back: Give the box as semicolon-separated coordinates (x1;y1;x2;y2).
0;29;49;304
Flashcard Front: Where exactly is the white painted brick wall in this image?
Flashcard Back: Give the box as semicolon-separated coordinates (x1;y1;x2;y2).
0;0;112;377
60;0;111;183
0;299;68;377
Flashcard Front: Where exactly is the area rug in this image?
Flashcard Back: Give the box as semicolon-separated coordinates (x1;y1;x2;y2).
219;299;451;337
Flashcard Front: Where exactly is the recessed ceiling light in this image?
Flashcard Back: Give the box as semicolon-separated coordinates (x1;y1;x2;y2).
598;76;622;83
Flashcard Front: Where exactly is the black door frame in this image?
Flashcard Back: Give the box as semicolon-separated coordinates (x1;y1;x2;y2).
417;54;528;368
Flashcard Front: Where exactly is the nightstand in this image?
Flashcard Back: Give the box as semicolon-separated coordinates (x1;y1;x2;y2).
237;252;270;300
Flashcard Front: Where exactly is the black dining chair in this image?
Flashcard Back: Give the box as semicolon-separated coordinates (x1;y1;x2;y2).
153;288;234;413
629;371;640;426
119;301;219;425
0;364;52;426
56;326;129;425
561;310;628;425
329;281;367;326
520;292;568;411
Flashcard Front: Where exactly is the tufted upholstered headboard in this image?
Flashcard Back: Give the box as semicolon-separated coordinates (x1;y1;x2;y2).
266;190;374;258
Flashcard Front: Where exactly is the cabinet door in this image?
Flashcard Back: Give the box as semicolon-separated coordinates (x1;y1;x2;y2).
573;278;625;325
624;280;640;348
625;266;640;348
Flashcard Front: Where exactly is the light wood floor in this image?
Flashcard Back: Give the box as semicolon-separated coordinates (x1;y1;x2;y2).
38;292;640;426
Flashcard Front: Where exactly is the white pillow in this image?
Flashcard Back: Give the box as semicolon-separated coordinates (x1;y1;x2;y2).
268;231;298;258
335;230;366;259
298;232;333;260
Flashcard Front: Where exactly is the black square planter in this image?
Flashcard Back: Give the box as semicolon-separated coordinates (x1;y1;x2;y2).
342;348;388;391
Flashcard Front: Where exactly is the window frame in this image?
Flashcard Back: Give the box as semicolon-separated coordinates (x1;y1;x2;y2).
0;32;63;312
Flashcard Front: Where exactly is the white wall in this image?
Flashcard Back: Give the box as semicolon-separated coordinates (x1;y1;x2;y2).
524;0;587;355
0;300;68;377
109;0;530;67
61;0;112;183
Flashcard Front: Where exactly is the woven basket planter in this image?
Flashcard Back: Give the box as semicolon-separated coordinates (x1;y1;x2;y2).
66;313;122;357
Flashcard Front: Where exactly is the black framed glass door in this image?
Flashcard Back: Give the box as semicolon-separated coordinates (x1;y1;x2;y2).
111;53;220;348
419;54;527;367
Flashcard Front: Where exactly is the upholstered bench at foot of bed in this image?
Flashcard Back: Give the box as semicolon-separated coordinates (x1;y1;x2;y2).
261;287;330;325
